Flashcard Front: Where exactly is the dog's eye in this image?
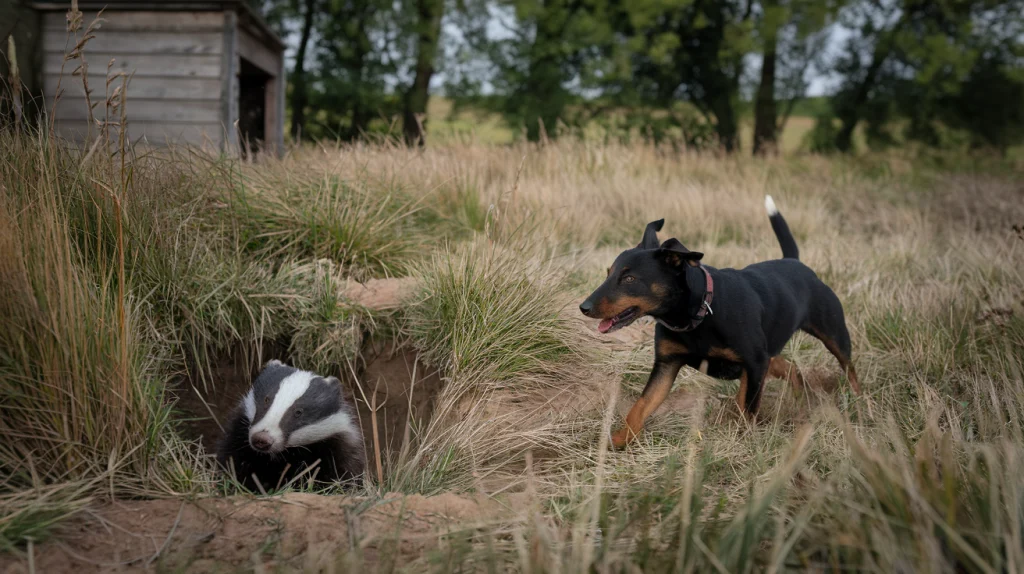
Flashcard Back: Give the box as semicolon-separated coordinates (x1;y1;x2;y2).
622;275;635;284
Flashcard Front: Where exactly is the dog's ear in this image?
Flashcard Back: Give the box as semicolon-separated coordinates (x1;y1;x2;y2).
637;219;665;249
656;238;703;267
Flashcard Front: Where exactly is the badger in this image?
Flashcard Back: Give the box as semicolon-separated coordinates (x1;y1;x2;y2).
216;360;365;491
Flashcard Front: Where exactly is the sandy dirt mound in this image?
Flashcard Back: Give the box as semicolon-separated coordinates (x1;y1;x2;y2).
340;277;419;310
2;492;524;573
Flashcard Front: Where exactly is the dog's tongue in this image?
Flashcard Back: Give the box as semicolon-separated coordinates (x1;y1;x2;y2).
598;318;614;333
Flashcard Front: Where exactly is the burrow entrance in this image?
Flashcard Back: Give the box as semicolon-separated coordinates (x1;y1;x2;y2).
171;280;443;483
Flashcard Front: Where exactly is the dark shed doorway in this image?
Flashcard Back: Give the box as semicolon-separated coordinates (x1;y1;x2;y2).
238;57;269;155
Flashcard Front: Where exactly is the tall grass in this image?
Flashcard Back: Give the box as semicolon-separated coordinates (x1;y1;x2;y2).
0;129;170;546
405;237;576;385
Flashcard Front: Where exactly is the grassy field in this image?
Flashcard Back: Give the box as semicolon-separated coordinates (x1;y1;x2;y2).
2;118;1023;571
3;22;1024;569
426;97;822;153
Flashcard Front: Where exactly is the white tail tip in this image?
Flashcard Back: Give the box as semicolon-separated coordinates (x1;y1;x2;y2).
764;195;778;216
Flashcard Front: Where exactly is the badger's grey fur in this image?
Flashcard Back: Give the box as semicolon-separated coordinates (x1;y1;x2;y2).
216;360;365;491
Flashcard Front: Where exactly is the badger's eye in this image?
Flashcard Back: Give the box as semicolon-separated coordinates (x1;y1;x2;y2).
264;396;270;406
293;408;303;418
622;275;635;284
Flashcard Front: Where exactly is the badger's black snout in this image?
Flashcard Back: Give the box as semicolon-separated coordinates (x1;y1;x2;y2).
250;431;274;452
579;300;594;316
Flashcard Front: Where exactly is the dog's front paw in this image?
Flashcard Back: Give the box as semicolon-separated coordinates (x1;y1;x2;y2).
609;427;635;449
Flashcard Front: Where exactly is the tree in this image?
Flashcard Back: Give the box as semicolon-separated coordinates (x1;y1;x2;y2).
752;0;834;156
601;0;752;152
308;0;401;140
448;0;614;141
827;0;1024;153
291;0;320;139
923;0;1024;153
941;54;1024;154
752;4;782;155
402;0;445;145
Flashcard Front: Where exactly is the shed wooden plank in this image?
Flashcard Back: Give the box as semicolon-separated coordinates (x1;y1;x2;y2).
221;10;238;153
42;11;224;32
43;31;223;55
51;98;223;123
53;119;224;148
43;52;223;78
236;28;281;77
45;74;222;101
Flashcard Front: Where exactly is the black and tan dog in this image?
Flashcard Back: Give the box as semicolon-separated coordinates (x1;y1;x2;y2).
580;196;861;448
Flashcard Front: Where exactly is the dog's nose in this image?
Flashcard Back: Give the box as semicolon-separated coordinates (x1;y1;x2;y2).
250;431;274;452
579;300;593;316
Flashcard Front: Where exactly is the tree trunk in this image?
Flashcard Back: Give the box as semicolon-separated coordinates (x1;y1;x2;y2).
346;14;372;140
709;95;738;153
835;50;885;153
403;0;444;146
752;31;778;156
290;0;316;140
835;14;906;153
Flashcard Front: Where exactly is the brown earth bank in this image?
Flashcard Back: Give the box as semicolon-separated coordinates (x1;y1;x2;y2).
1;492;527;573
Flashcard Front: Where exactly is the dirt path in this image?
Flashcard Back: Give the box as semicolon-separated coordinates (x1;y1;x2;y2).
2;491;525;573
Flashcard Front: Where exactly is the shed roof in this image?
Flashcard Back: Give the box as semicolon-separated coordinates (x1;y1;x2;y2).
31;0;285;50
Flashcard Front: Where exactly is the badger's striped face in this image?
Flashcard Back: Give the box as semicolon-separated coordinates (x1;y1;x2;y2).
242;360;359;454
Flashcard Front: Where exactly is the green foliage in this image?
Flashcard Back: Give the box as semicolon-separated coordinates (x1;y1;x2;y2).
941;53;1024;153
829;0;1024;154
248;0;1024;154
804;112;839;153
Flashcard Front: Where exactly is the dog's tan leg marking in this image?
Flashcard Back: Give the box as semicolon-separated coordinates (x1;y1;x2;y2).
736;369;748;413
708;347;742;362
768;356;805;394
611;360;683;448
656;338;689;357
805;327;862;395
736;367;769;420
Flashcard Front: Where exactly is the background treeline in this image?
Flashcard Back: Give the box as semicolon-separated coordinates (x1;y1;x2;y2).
245;0;1024;155
3;0;1023;154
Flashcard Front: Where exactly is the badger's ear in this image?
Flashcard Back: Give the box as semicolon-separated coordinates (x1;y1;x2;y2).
328;377;355;401
265;359;285;368
637;219;665;249
656;238;704;267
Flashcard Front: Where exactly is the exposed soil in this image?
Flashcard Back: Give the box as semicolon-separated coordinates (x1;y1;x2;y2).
340;277;419;311
352;341;443;482
0;492;526;573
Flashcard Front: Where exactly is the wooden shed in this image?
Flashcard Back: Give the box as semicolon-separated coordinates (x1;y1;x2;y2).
33;0;285;155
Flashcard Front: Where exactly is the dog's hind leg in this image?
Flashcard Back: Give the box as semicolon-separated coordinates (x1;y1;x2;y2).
768;356;805;395
738;355;770;419
801;289;862;395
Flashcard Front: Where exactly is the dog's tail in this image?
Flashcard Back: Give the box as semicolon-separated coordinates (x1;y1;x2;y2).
764;195;799;260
